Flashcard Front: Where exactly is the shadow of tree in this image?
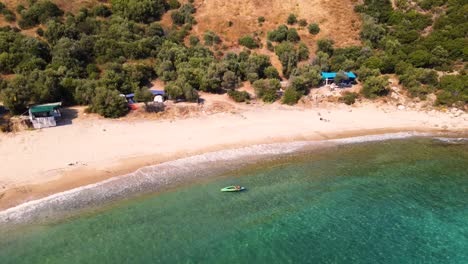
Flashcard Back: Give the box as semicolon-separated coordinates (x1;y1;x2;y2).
0;106;11;132
56;108;78;126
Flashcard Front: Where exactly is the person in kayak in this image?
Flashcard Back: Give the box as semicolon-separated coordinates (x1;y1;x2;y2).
235;186;241;190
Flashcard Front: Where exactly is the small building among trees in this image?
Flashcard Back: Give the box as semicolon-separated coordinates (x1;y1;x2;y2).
321;72;356;86
28;102;62;129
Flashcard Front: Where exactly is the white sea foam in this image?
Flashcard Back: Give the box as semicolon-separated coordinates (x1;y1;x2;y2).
433;137;468;144
330;131;430;144
0;132;447;225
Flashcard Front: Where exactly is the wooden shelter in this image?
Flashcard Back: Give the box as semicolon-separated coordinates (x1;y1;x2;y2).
28;102;62;129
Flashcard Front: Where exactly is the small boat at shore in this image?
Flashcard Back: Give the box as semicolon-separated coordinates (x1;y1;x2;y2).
221;186;246;192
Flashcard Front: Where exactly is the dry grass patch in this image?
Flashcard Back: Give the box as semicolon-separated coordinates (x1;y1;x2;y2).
191;0;361;51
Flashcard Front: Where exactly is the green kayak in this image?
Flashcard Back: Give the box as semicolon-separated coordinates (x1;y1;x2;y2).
221;186;246;192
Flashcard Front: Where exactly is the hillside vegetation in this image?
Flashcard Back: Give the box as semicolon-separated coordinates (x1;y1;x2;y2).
354;0;467;104
0;0;466;119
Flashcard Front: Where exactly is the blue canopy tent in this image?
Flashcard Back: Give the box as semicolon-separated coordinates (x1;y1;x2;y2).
321;72;356;86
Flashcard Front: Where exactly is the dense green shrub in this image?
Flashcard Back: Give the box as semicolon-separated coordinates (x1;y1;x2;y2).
18;0;64;29
165;25;191;44
357;66;380;82
405;82;432;99
312;51;330;71
171;11;185;25
308;23;320;35
111;0;166;23
167;0;181;9
189;35;200;46
0;30;50;74
388;10;432;32
238;35;259;49
242;54;273;81
363;56;384;70
286;28;300;42
287;14;297;25
228;90;250;102
328;46;364;72
90;87;129;118
74;80;97;105
43;20;80;45
419;0;446;10
99;63;154;94
361;76;389;98
354;0;393;23
298;19;308;27
290;76;307;92
408;50;433;68
264;66;281;79
267;25;289;42
15;4;25;13
147;22;165;37
290;65;322;91
36;27;44;36
335;71;349;84
134;87;154;105
204;30;221;46
253;79;280;103
268;25;300;43
360;17;385;46
221;70;239;90
165;78;199;102
297;42;310;61
266;41;274;51
171;4;196;26
0;75;32;114
282;87;302;105
1;6;16;22
340;92;359;105
317;38;334;56
92;5;112;17
275;42;298;77
436;75;468;105
399;67;439;95
164;81;183;99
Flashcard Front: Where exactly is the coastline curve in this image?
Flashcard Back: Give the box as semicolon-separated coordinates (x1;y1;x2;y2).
0;132;447;226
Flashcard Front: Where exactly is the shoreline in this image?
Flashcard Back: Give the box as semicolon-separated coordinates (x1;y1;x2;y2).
1;103;467;212
0;127;455;211
1;130;467;226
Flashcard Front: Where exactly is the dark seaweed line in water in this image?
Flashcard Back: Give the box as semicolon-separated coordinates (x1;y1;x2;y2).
0;132;449;226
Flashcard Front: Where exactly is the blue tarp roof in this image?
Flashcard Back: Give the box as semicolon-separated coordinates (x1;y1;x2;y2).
125;90;165;98
321;72;356;79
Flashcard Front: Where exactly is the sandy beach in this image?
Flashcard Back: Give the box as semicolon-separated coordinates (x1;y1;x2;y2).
0;99;467;210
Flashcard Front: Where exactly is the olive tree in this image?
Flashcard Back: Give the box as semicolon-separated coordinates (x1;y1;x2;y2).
134;87;154;105
90;87;129;118
111;0;166;23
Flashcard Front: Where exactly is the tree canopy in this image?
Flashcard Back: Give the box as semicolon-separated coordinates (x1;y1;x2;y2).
110;0;166;23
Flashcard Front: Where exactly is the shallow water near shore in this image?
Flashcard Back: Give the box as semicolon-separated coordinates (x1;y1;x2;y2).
1;137;467;263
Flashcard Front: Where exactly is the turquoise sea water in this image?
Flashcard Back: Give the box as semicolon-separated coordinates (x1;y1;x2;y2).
1;138;467;263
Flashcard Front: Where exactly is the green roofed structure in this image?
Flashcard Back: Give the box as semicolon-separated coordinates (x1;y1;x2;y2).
28;102;62;129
